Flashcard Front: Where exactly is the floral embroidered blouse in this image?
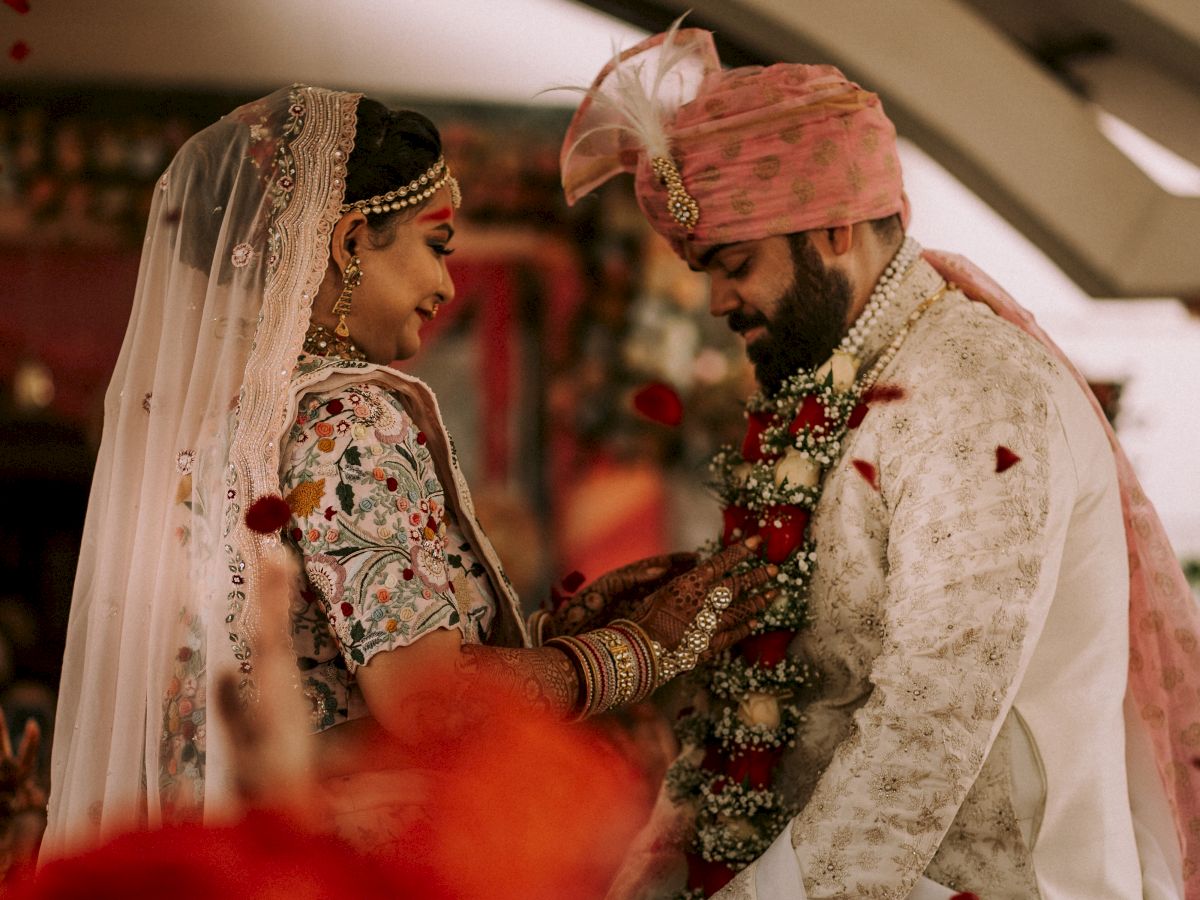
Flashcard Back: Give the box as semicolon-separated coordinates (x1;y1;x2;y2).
280;381;497;733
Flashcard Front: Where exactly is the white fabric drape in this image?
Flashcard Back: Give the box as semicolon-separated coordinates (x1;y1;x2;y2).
43;86;360;858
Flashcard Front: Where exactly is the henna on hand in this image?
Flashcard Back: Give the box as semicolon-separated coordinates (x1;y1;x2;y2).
629;541;773;652
550;552;697;637
458;644;580;718
705;587;775;657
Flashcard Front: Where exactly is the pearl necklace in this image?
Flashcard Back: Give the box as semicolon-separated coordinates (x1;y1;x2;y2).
856;280;950;396
838;236;920;359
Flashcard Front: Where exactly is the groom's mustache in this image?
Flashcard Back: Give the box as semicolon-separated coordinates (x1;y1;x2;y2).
728;309;770;335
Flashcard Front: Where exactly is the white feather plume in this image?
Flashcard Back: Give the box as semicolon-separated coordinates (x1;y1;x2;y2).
561;14;699;169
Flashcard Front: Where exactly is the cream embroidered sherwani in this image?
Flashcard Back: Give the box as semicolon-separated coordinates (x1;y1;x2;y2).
716;259;1181;900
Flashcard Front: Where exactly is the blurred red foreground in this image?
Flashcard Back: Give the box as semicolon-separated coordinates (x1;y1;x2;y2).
18;676;653;899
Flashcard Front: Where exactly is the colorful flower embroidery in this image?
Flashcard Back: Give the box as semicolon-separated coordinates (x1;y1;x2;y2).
159;608;206;824
286;479;325;517
280;378;496;727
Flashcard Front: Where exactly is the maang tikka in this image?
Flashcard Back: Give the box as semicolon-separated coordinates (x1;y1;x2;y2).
332;255;362;338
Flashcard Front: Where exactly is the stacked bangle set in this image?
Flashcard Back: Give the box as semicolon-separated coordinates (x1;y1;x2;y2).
542;585;734;720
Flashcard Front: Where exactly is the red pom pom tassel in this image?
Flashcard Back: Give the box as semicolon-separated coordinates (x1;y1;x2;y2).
245;494;292;534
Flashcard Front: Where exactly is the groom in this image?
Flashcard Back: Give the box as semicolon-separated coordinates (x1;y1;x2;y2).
560;25;1198;900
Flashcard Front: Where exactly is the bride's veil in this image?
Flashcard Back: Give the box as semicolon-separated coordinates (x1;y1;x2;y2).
42;85;361;857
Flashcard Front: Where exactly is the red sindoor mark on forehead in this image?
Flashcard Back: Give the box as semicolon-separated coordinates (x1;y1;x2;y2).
419;206;453;223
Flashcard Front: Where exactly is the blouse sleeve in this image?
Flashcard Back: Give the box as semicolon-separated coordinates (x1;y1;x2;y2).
280;382;467;672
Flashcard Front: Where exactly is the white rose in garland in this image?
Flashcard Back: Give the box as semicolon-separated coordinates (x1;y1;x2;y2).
815;348;860;391
736;691;782;729
772;448;821;489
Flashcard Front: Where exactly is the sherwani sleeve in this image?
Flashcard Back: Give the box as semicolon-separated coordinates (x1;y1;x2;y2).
727;350;1081;900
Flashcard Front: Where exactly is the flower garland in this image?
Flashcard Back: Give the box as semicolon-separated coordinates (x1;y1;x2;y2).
667;238;927;899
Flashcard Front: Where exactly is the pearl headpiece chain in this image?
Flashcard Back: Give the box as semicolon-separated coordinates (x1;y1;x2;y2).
838;235;921;360
338;156;462;216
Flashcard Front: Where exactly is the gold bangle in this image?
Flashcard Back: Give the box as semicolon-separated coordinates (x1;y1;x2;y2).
608;619;659;701
546;635;594;722
599;629;637;706
575;630;620;715
526;609;552;647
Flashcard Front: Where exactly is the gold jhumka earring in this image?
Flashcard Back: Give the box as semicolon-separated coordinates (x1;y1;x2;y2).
332;254;362;338
302;255;368;361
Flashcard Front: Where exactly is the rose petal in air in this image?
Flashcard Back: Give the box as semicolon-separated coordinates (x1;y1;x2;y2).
631;381;683;427
851;459;879;490
560;570;586;593
551;570;587;607
995;446;1021;473
9;40;30;61
3;0;32;13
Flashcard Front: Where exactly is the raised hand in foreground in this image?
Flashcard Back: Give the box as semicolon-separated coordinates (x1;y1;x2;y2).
0;712;46;884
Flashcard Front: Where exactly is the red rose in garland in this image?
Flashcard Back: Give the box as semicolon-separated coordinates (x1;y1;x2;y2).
788;394;829;436
847;401;870;429
759;505;810;564
722;505;758;547
686;854;740;896
737;629;798;666
740;411;777;462
700;743;725;774
723;745;785;790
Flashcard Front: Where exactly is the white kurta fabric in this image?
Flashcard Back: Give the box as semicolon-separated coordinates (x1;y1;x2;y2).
714;259;1176;899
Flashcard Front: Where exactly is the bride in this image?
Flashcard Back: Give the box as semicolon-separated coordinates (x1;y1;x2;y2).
41;85;774;859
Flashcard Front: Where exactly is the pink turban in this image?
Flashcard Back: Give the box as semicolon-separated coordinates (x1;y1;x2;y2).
561;27;908;255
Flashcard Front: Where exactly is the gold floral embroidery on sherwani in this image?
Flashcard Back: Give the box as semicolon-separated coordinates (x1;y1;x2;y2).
767;259;1067;899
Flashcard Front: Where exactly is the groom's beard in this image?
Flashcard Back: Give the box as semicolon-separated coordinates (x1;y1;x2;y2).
735;236;854;395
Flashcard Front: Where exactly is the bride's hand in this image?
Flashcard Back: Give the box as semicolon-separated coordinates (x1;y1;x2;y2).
550;552;699;637
627;538;774;659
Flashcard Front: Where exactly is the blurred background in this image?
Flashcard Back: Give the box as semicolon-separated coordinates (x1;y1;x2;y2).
1;0;1199;782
